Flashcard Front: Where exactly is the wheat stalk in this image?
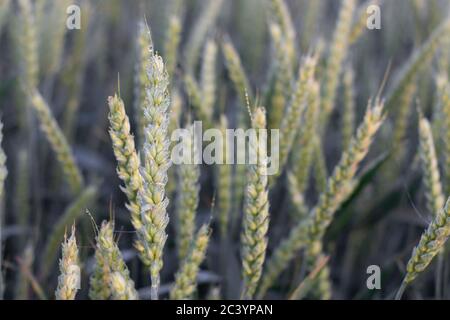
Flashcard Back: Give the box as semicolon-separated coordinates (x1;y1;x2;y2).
136;40;171;300
55;227;80;300
170;224;211;300
241;107;270;299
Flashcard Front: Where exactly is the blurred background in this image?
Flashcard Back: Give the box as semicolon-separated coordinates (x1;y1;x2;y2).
0;0;449;300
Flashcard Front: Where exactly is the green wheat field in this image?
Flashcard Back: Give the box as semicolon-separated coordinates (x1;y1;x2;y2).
0;0;450;300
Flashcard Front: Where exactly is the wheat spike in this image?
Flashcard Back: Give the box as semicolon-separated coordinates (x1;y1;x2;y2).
241;107;270;299
258;99;385;297
170;224;211;300
29;90;84;194
136;40;172;300
278;55;317;176
89;221;138;300
418;113;445;215
321;0;356;128
217;116;232;237
55;227;80;300
176;124;201;261
342;66;356;151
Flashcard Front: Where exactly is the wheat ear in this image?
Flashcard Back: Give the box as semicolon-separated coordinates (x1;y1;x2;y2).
55;227;80;300
134;21;153;146
16;0;39;89
268;0;296;64
136;41;171;300
89;221;138;300
348;0;381;45
42;185;97;277
258;99;385;298
108;94;144;231
267;22;294;131
170;224;211;300
436;75;450;193
342;66;356;151
184;0;224;73
164;14;182;81
278;55;317;177
396;197;450;299
241;107;270;299
386;18;450;112
200;39;217;121
176;124;201;261
29;90;84;194
0;120;7;298
217;115;232;237
418;113;445;215
222;37;254;108
321;0;356;128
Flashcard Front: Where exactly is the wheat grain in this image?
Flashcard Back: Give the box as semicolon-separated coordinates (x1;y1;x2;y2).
55;227;80;300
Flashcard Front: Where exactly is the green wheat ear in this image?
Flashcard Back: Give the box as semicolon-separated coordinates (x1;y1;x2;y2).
241;107;270;299
170;224;211;300
136;32;172;300
90;221;138;300
396;197;450;299
258;98;385;298
176;123;201;262
55;226;80;300
29;90;84;195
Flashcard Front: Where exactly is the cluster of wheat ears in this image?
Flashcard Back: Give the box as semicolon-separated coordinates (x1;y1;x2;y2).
1;0;450;300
